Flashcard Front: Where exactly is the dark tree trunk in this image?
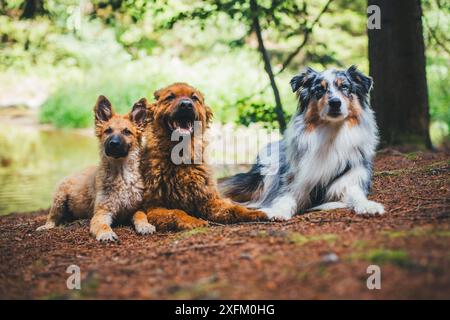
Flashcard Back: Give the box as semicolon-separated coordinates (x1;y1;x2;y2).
250;0;287;133
368;0;431;148
20;0;46;19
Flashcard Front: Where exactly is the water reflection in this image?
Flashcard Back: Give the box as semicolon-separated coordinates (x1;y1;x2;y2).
0;125;98;215
0;124;252;215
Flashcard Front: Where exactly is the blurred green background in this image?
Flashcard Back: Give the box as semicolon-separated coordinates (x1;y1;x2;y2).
0;0;448;214
0;0;447;133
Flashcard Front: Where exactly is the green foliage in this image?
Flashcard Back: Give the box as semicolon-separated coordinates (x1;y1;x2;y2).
237;101;280;129
423;0;450;144
427;58;450;126
38;58;170;128
0;0;448;141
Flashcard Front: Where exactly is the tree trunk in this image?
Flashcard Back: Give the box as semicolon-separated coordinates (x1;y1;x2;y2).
368;0;432;148
250;0;287;133
20;0;46;19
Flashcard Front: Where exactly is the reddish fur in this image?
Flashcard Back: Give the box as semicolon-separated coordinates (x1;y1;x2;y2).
304;92;360;131
140;83;268;231
304;100;326;131
347;94;362;127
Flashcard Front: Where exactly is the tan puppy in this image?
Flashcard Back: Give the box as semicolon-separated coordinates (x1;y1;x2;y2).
36;96;155;241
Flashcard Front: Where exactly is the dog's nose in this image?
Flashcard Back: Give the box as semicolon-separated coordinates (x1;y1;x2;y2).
108;135;121;148
329;98;341;110
179;99;193;110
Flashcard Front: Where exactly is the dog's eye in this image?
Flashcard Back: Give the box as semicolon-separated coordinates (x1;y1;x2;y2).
340;84;350;92
104;128;113;134
122;128;132;136
165;93;175;102
191;94;199;102
315;87;325;98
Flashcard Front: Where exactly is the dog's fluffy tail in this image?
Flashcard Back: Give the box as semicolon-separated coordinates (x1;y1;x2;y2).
218;163;264;203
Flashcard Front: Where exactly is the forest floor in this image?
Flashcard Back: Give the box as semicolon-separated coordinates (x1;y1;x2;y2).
0;150;449;299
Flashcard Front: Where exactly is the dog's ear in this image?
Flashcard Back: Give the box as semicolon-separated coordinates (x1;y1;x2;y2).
130;98;149;128
153;88;162;101
346;65;373;94
94;95;113;122
290;67;317;92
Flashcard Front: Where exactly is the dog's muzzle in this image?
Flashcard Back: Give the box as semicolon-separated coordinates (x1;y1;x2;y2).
328;97;342;117
105;135;129;158
166;100;197;135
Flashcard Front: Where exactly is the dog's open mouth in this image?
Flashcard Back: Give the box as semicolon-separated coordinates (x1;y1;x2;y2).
328;111;342;118
167;117;195;135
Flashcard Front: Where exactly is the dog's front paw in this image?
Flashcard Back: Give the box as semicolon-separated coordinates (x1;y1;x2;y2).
261;207;292;221
224;205;269;222
247;209;269;221
354;201;385;215
135;222;156;235
36;221;56;231
177;218;208;231
96;230;119;242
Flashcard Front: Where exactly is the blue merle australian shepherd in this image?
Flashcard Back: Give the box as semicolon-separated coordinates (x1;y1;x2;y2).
220;66;384;220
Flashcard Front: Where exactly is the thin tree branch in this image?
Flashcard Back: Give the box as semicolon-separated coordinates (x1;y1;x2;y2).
234;0;334;106
423;15;450;56
276;0;334;75
250;0;287;132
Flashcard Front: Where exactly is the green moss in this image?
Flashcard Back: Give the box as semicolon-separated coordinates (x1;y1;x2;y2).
350;249;412;268
176;227;210;240
72;273;100;299
41;273;100;300
404;152;420;161
257;230;269;237
41;292;69;300
288;232;338;246
170;277;225;299
383;228;450;239
351;240;369;250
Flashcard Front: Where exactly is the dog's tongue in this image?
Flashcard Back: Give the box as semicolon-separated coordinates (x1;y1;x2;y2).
175;127;191;136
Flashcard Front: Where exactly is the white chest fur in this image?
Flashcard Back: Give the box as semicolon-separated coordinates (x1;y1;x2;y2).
286;115;377;207
98;155;144;214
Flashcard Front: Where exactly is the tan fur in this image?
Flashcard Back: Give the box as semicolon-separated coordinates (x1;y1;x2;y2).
36;96;155;241
347;94;362;127
140;83;268;231
304;100;326;132
304;92;359;131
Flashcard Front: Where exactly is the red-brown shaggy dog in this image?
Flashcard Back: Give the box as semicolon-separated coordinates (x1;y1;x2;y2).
136;83;268;231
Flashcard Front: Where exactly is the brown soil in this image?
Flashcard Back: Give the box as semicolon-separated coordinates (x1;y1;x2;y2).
0;150;449;299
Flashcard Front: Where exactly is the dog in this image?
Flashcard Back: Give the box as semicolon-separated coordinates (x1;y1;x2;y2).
36;95;155;241
220;66;384;220
136;82;267;231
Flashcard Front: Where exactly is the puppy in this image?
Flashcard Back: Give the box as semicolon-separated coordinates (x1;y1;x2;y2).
36;96;155;241
137;83;267;231
220;66;384;220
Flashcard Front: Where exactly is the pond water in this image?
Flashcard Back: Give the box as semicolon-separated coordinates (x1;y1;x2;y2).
0;123;254;215
0;124;99;215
